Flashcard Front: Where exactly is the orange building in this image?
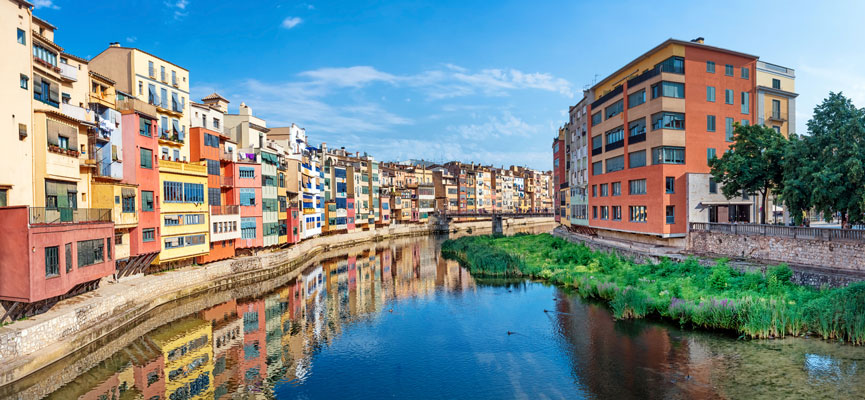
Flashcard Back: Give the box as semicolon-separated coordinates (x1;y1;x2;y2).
583;38;785;244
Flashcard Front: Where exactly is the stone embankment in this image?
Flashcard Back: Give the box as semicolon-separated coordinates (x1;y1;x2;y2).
552;227;865;289
0;217;554;388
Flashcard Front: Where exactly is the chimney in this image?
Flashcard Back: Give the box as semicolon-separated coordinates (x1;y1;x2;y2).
691;37;705;44
109;42;120;47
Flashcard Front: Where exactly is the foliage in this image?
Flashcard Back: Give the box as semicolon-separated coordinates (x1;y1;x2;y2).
442;233;865;344
783;92;865;226
709;123;787;224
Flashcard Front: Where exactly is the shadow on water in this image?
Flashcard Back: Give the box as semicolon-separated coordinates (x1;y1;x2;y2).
4;227;865;399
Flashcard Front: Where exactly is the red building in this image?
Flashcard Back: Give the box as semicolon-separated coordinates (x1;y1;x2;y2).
121;110;162;263
233;159;263;252
0;206;114;318
553;129;566;223
346;197;356;231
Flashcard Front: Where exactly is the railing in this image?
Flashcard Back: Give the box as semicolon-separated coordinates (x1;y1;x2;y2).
626;66;660;88
116;98;158;117
690;222;865;242
220;175;234;187
604;140;624;152
766;111;787;122
220;151;234;162
29;207;112;224
210;205;240;215
59;62;78;81
591;84;623;109
628;131;646;145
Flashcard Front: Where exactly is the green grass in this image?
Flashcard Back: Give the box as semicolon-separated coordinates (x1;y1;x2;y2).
441;233;865;344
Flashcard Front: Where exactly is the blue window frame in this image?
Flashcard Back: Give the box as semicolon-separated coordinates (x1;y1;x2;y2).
183;183;204;203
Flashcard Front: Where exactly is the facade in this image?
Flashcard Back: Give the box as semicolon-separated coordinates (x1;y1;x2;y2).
568;96;591;226
567;38;795;243
553;127;567;223
0;0;33;207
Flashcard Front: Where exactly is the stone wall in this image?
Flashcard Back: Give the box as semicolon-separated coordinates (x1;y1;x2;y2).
0;218;553;388
688;230;865;273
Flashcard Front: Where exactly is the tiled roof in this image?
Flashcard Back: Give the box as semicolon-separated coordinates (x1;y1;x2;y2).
202;92;229;102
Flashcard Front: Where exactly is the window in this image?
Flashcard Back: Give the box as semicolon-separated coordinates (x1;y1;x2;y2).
209;188;221;206
665;177;675;194
629;150;646;168
605;100;623;120
140;118;151;137
164;181;183;202
122;194;136;213
33;44;57;66
707;148;717;165
600;183;608;197
652;147;685;164
725;117;735;141
239;167;255;179
0;189;6;207
725;89;734;104
600;206;609;220
58;135;69;150
20;74;28;89
591;135;603;155
725;64;734;76
77;239;104;268
612;206;622;221
606;155;624;173
666;206;675;224
772;78;781;89
142;191;154;211
17;28;25;45
142;228;155;242
45;246;59;277
706;86;715;102
742;119;749;126
606;127;624;146
629;179;646;195
773;125;781;133
652;81;684;99
106;238;112;261
706;61;715;73
213;118;220;129
651;112;685;130
771;99;782;119
591;112;602;126
707;115;716;132
160;66;166;82
611;182;621;196
148;61;155;77
65;243;72;273
239;188;256;206
709;177;717;194
741;67;749;79
241;218;257;239
628;118;646;142
164;236;184;249
263;175;277;187
629;206;648;222
207;159;220;175
741;91;750;114
628;89;646;108
172;70;177;86
160;88;168;109
184;183;204;203
592;185;597;197
656;56;684;74
138;147;153;169
592;206;597;219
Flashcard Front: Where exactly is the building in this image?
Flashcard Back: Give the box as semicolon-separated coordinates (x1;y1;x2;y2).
568;96;591;226
553;126;567;224
578;37;794;244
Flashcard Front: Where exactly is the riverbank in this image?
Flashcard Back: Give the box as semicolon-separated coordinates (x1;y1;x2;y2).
0;217;555;387
441;233;865;344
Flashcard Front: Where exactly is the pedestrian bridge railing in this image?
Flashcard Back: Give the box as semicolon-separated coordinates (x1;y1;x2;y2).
689;222;865;242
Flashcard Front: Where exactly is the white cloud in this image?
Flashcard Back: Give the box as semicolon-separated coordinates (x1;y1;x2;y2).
281;16;303;29
126;36;137;43
33;0;59;9
166;0;189;19
447;112;541;140
299;66;396;87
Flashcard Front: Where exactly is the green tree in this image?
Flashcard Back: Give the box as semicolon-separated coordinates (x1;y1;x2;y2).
709;123;787;224
782;92;865;227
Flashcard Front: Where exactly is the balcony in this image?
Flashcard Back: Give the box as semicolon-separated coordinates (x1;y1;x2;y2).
29;207;112;225
116;98;158;117
159;131;184;145
220;175;234;187
767;111;787;123
59;62;78;81
210;205;240;215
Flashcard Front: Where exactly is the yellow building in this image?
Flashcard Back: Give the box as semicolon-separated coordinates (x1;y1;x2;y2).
149;316;214;400
156;160;209;266
755;61;797;137
92;181;138;260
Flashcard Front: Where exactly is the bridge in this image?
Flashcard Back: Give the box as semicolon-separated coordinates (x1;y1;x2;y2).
432;211;555;235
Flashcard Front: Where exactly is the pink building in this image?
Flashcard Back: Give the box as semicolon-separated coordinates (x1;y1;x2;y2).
232;160;263;251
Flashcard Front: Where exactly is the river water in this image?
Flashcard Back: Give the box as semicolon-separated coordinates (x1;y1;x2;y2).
8;231;865;399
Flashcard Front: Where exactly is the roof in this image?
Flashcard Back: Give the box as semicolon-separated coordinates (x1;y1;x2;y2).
32;15;56;30
32;31;62;52
88;70;115;85
590;38;759;92
61;52;88;64
91;46;189;72
202;92;229;102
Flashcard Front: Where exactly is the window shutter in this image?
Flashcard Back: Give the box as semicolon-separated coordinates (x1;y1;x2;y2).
172;119;180;135
180;96;185;111
112;145;118;161
171;92;178;110
49;83;60;103
179;125;186;142
33;75;43;94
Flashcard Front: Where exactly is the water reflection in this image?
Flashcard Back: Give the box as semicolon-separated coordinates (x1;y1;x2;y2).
27;235;865;399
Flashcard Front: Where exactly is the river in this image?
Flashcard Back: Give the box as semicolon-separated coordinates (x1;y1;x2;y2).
7;231;865;399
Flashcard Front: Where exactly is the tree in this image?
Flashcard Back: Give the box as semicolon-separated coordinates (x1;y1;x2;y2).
709;123;787;224
782;92;865;227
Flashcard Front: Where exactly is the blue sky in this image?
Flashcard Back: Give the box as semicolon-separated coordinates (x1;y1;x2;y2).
34;0;865;170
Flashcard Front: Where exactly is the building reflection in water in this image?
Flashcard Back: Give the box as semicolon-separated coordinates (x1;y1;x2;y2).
43;237;474;399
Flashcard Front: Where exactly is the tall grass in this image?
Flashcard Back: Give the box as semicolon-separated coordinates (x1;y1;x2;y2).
442;233;865;344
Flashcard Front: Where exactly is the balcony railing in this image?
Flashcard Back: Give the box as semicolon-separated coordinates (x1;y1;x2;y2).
59;62;78;81
766;111;787;122
29;207;112;225
210;205;240;215
221;175;234;187
591;84;623;109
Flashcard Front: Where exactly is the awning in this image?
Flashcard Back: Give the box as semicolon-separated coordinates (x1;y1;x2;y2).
122;188;136;198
